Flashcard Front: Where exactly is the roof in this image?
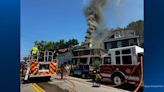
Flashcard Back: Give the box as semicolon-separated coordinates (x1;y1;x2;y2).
109;45;144;52
104;36;139;42
73;55;102;58
73;48;104;52
103;29;138;42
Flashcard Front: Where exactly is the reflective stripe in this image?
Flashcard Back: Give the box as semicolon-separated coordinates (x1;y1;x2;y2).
49;69;55;74
50;65;56;70
49;62;57;74
100;73;112;77
32;69;38;75
126;76;140;81
50;63;56;68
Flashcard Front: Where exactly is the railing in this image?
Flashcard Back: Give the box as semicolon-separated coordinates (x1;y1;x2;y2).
73;49;102;56
30;51;54;62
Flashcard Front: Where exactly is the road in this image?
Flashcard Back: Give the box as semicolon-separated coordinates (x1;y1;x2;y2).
21;77;67;92
21;76;142;92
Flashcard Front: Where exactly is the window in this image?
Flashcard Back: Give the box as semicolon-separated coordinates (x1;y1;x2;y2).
47;56;52;61
80;58;87;64
84;50;90;55
78;65;83;69
104;43;107;50
116;56;120;64
117;41;122;48
122;56;132;64
79;51;83;56
90;58;93;65
134;39;138;45
39;64;49;70
84;65;89;70
111;41;117;48
107;43;112;49
122;40;129;47
122;49;131;54
91;49;94;55
115;31;124;38
104;57;111;64
73;51;78;56
38;52;44;61
115;51;120;55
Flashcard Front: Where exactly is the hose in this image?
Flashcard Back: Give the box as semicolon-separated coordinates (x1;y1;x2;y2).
100;56;143;92
134;56;143;92
106;61;141;87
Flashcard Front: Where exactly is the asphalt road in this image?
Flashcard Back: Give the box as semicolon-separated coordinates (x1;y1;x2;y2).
21;77;67;92
21;76;142;92
37;82;67;92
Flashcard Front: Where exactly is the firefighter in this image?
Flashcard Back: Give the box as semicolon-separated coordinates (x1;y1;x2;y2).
32;46;38;54
31;46;38;59
61;64;65;79
92;70;96;86
21;63;25;77
95;71;101;87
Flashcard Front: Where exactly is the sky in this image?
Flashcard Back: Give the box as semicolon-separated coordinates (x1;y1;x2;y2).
21;0;144;58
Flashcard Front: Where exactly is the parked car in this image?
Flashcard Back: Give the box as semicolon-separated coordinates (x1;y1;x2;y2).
70;64;91;78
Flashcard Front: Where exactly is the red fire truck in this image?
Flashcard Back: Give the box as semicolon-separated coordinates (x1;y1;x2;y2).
23;51;57;81
100;46;144;85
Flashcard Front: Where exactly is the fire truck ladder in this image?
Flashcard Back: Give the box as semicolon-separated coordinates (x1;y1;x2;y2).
24;53;38;81
24;66;30;81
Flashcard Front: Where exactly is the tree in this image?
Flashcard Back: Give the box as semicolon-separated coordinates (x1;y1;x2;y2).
126;20;144;47
126;20;144;37
59;39;65;48
33;39;79;51
93;58;102;70
66;39;79;47
23;56;28;62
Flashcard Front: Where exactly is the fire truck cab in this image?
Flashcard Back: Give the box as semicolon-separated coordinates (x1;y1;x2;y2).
100;46;143;85
24;51;57;81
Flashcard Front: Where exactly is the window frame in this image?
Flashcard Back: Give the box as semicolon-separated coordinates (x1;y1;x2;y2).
113;49;134;65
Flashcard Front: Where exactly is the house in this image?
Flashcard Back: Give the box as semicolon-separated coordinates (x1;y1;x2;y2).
72;48;106;65
104;29;143;50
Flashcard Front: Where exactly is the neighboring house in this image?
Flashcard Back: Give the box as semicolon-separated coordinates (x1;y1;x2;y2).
72;48;106;65
56;50;74;67
104;29;143;50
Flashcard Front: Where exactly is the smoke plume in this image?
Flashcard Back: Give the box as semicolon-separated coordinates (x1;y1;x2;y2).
83;0;107;48
84;0;107;24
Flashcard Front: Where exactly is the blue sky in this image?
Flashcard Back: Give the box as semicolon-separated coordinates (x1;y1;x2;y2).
21;0;143;57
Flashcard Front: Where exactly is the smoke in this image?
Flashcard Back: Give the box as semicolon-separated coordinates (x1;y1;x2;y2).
83;0;107;24
83;0;123;48
92;29;111;48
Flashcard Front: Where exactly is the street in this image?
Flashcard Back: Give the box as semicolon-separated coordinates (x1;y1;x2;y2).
20;75;134;92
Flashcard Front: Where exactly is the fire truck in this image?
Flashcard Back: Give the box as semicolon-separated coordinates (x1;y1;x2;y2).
100;46;144;85
23;51;57;81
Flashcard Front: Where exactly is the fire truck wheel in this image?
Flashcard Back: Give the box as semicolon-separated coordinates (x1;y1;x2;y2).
82;73;86;79
112;73;125;85
45;76;51;80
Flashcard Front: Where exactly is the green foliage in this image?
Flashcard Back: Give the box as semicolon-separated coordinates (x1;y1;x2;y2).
33;39;79;51
126;20;144;37
124;20;144;47
93;59;102;70
23;57;28;62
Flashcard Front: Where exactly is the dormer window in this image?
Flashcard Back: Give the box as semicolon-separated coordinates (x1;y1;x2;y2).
115;31;124;38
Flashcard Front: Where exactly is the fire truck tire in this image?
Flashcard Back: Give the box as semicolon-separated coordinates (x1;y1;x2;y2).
45;76;51;80
112;73;125;85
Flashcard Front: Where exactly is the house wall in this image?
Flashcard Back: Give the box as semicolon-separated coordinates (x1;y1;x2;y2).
104;38;138;50
56;51;74;67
